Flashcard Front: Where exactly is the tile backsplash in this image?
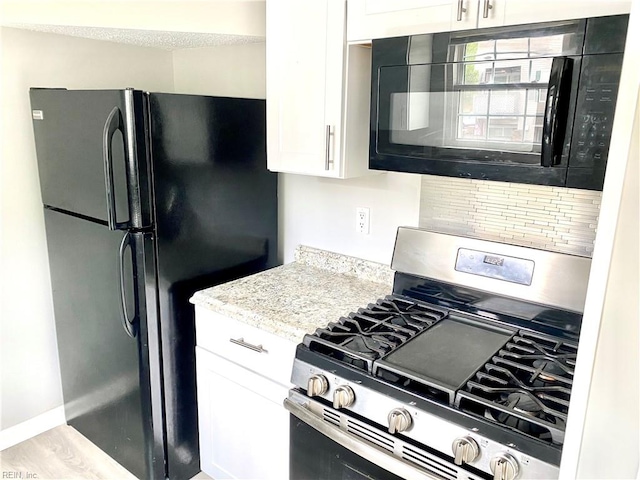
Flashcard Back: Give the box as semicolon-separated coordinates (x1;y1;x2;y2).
419;176;601;257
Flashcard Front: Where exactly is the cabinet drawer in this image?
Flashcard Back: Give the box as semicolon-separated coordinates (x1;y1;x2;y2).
195;306;297;387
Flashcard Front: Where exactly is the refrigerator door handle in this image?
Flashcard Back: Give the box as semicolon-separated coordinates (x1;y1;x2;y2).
103;106;125;231
118;231;137;338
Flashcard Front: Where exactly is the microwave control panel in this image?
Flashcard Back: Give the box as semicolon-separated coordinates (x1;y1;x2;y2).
566;53;624;189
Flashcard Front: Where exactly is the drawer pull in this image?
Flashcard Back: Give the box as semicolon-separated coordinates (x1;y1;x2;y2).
230;337;268;354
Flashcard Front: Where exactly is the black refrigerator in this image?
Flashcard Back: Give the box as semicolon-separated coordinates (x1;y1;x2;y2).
29;88;279;480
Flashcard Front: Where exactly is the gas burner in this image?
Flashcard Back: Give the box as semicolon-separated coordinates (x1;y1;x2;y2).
319;318;409;355
467;365;572;409
484;392;567;440
532;359;569;382
503;392;543;415
497;333;577;386
303;295;447;372
455;331;577;445
329;330;396;356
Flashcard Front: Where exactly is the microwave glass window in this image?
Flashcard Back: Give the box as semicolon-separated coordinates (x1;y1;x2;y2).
382;29;578;156
450;35;567;153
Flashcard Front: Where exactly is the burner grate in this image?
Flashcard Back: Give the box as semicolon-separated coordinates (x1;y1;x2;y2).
455;331;577;445
303;295;448;372
402;281;484;309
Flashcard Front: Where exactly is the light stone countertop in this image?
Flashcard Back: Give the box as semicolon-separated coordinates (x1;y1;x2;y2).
190;246;394;343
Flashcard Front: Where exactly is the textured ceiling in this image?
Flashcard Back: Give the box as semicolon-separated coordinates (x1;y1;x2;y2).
7;23;265;50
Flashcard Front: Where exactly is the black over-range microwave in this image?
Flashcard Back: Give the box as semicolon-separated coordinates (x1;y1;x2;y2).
370;15;629;190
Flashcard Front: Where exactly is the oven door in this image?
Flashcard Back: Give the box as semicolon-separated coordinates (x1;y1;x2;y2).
285;391;488;480
289;415;406;480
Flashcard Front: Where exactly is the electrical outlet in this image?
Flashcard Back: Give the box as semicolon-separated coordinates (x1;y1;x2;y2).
356;207;370;234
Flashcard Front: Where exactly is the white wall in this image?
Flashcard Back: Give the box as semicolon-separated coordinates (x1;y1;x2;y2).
172;42;422;265
280;173;420;264
576;90;639;479
0;27;174;432
173;43;267;98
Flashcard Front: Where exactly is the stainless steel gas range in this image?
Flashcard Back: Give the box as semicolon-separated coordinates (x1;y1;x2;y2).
285;227;591;480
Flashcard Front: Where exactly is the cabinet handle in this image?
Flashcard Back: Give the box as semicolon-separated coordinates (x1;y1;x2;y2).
483;0;493;18
325;124;332;170
456;0;466;21
230;337;268;354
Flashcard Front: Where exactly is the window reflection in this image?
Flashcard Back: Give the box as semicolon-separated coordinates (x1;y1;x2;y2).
447;32;571;151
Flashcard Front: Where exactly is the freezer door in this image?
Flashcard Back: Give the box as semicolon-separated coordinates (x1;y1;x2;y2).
30;89;152;229
148;93;279;480
43;209;164;480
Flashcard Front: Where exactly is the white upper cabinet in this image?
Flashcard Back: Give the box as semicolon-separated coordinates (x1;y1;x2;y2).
500;1;631;27
267;0;371;178
347;0;454;41
348;0;631;41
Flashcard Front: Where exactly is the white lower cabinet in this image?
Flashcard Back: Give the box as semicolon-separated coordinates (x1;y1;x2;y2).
196;348;290;480
195;307;296;480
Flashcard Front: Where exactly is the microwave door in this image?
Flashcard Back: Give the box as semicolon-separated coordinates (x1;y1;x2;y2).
379;62;553;162
541;56;574;167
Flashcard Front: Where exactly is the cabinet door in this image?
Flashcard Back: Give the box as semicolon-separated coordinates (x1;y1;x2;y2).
266;0;345;177
196;348;290;480
473;0;506;28
347;0;453;40
502;0;630;26
449;0;479;31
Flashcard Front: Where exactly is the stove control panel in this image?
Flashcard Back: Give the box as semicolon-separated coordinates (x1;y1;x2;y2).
307;374;328;397
333;385;355;409
291;360;559;479
452;436;480;466
490;453;520;480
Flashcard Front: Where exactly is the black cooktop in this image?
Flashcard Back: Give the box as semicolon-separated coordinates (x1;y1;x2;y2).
394;273;584;339
302;290;579;447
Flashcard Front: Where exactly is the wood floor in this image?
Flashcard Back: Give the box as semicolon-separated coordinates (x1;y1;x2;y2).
0;425;212;480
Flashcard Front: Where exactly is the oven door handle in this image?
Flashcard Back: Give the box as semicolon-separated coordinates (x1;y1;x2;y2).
541;56;573;167
284;398;439;480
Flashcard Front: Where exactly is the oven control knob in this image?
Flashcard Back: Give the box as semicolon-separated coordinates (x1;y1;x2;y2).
490;453;519;480
307;374;328;397
387;408;412;434
333;385;355;409
451;436;479;466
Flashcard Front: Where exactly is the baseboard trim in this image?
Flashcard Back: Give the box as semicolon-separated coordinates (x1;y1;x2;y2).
0;406;66;451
